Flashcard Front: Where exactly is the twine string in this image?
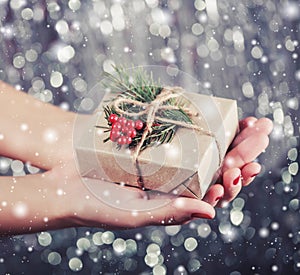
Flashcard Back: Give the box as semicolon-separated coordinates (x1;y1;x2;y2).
113;86;222;166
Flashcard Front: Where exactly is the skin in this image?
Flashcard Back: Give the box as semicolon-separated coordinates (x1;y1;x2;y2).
0;81;273;235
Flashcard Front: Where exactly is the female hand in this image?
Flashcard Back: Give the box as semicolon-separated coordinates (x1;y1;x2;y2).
203;116;273;208
48;116;273;229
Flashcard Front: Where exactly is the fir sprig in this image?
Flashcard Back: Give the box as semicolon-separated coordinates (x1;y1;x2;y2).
101;66;193;151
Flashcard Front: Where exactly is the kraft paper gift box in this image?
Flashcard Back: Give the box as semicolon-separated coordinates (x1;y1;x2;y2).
75;91;238;199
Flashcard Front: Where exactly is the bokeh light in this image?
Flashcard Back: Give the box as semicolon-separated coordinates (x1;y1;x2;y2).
0;0;299;274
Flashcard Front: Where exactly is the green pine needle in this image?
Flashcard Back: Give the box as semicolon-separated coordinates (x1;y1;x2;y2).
101;66;193;151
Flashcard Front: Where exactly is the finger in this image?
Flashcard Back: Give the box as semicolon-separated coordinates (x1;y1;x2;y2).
217;168;241;206
130;197;215;227
82;178;148;209
203;184;224;207
232;118;273;147
223;133;269;171
239;116;257;130
241;162;261;186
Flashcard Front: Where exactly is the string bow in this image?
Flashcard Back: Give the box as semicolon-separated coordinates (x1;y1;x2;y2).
113;86;222;165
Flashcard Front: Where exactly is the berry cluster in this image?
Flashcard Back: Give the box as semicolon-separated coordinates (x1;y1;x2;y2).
108;114;144;145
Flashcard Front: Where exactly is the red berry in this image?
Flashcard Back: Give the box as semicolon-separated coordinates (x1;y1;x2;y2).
110;129;121;142
118;117;127;127
126;120;135;128
112;122;122;130
126;137;132;144
123;127;131;136
135;120;144;130
130;129;137;138
117;136;127;145
109;114;119;124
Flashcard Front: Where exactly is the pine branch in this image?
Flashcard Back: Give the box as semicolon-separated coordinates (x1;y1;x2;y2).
100;66;194;151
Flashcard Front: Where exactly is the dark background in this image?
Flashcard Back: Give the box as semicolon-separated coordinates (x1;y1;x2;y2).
0;0;299;274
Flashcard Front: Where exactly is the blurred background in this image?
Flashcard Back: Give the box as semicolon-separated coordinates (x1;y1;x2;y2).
0;0;299;274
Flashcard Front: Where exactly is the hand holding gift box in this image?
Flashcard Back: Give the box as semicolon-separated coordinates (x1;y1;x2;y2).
0;76;273;234
75;67;239;199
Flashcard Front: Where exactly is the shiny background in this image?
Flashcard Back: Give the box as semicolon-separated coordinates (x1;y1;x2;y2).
0;0;299;274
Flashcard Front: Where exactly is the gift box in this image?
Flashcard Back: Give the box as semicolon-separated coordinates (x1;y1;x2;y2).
75;84;239;199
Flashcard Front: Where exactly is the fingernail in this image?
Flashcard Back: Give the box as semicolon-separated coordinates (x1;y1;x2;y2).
215;196;223;202
191;213;213;219
250;173;259;178
233;175;241;185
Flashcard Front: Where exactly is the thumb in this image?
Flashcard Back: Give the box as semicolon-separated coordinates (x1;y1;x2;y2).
131;197;215;227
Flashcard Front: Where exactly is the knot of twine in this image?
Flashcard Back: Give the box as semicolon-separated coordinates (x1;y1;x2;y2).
113;86;222;166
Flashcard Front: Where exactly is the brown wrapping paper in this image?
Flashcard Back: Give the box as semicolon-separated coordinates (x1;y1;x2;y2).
75;91;238;199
